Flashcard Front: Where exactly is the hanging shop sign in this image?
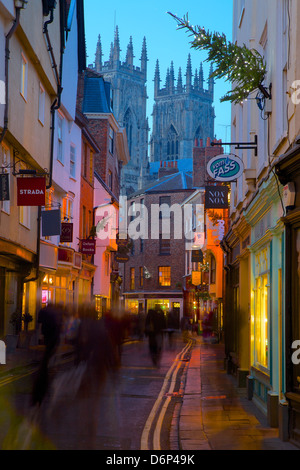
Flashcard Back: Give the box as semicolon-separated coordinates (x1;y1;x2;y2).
115;252;129;263
0;173;9;201
60;222;73;243
80;239;96;255
191;271;201;286
41;209;61;237
192;249;203;263
207;155;244;182
116;233;130;248
205;185;228;209
17;177;46;206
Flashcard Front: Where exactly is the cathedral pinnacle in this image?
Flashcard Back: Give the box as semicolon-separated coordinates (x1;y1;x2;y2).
185;54;192;91
154;59;161;96
126;36;134;68
140;36;148;74
95;34;102;72
199;62;204;89
113;25;121;63
177;67;183;92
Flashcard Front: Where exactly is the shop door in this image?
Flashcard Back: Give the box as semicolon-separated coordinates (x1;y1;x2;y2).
0;268;5;336
171;303;180;329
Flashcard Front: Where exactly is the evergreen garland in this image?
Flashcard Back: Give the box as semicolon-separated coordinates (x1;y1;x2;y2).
168;12;267;104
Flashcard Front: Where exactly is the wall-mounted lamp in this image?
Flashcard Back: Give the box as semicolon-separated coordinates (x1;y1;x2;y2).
14;0;28;8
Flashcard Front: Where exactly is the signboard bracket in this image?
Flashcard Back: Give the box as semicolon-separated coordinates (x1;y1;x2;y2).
211;134;258;157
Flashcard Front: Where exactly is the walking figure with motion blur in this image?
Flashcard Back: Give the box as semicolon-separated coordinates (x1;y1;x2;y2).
145;308;166;366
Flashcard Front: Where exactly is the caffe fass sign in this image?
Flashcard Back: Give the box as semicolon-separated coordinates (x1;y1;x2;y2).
207;154;244;182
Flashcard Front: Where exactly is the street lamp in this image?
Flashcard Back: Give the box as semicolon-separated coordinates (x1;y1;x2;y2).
14;0;28;8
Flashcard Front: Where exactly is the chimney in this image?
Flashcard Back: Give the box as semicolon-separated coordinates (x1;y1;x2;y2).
193;139;224;187
158;160;179;179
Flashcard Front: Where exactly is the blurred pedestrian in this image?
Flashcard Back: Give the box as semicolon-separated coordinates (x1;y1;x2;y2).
166;310;177;348
137;310;146;340
145;308;166;366
31;303;62;406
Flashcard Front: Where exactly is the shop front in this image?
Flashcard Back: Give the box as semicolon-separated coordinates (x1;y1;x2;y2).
124;293;183;329
275;144;300;446
0;238;35;337
246;183;285;427
40;245;96;313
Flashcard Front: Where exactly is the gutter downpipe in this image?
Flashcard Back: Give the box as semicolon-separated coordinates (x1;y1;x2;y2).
25;1;65;284
43;0;65;190
0;6;21;145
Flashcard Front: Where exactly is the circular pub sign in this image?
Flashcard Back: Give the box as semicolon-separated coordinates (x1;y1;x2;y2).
207;154;244;182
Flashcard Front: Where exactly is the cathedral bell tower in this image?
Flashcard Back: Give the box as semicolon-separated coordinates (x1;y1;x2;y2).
150;55;215;163
93;28;149;195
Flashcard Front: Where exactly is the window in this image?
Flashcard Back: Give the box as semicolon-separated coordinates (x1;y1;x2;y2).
158;266;171;287
82;205;86;238
1;145;10;214
83;143;89;178
252;248;270;370
57;113;64;163
140;238;144;253
43;190;53;240
108;170;112;190
38;83;45;125
19;205;30;228
167;125;179;160
130;267;135;290
124;109;133;155
139;267;143;288
159;234;170;255
254;274;269;368
70;145;76;178
159;195;171;219
109;127;114;154
210;255;216;284
62;197;73;223
105;253;110;276
20;52;28;100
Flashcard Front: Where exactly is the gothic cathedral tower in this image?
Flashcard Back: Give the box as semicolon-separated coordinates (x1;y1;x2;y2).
150;56;215;162
94;28;149;195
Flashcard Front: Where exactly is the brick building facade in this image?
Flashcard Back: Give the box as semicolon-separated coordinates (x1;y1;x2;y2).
121;167;194;324
121;138;225;327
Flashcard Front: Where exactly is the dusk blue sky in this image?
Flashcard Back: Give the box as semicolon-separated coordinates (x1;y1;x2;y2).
84;0;233;148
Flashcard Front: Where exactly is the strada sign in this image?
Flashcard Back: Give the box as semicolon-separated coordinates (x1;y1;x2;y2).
207;154;244;182
17;177;46;206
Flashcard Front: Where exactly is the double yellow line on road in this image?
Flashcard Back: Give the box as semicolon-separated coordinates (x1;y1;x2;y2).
140;340;193;450
0;366;39;388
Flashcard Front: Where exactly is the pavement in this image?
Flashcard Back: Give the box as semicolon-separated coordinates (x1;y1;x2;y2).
1;336;299;451
179;337;299;451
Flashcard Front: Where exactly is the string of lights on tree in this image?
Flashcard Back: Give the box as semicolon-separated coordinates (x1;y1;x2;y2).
168;12;267;105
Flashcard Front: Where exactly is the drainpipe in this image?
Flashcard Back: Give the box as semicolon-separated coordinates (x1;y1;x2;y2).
0;6;21;145
43;0;65;189
25;1;65;284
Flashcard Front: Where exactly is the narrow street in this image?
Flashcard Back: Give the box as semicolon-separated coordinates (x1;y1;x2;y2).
0;334;192;450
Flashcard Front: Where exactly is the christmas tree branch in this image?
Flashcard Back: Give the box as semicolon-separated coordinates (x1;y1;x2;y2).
168;12;267;104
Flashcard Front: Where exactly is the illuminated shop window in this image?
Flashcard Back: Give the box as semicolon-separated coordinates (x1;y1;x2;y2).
254;274;269;369
158;266;171;287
